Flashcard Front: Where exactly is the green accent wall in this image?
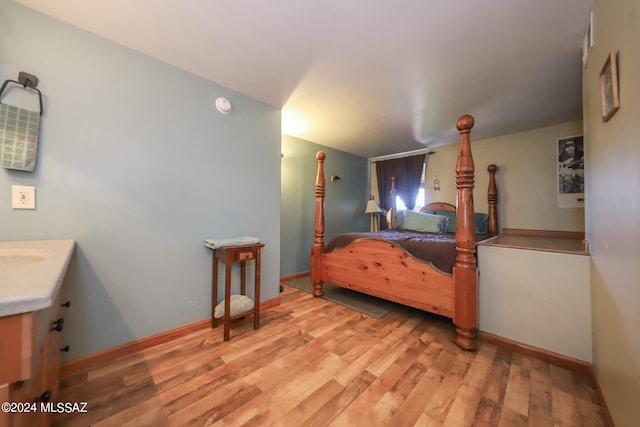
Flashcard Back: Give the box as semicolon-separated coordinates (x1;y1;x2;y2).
281;135;369;276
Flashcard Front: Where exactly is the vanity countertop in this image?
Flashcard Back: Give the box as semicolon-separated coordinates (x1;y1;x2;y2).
0;240;75;317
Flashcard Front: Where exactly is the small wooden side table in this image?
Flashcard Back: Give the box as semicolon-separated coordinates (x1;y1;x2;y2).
210;243;264;341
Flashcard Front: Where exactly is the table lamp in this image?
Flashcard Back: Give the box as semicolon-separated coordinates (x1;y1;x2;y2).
365;195;383;232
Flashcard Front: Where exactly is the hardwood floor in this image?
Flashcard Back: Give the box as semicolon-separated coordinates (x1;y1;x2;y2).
52;285;608;426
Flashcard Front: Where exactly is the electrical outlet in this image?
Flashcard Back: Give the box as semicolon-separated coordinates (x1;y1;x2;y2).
12;185;36;209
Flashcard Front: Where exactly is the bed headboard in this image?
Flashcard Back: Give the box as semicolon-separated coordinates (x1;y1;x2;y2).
421;202;456;212
399;164;499;236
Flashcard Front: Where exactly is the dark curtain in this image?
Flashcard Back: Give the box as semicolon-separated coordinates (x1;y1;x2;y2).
375;154;426;229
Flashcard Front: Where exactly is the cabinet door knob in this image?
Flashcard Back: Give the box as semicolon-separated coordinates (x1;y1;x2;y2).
60;345;70;352
61;301;71;308
51;317;64;332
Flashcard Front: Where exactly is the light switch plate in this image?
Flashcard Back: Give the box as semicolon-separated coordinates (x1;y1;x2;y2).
12;185;36;209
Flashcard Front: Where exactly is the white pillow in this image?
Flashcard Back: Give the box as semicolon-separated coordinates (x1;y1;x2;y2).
213;294;254;318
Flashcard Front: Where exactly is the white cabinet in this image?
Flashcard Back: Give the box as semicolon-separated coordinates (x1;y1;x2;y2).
477;233;591;362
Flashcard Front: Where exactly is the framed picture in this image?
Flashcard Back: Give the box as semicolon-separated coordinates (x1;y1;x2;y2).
599;51;620;122
557;135;585;208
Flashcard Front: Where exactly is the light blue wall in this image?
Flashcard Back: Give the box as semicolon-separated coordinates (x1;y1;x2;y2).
281;135;369;276
1;1;281;358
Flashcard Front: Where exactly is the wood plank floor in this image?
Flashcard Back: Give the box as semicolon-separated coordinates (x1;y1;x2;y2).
52;284;608;426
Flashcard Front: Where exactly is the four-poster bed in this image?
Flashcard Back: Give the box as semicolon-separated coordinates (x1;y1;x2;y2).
310;114;498;351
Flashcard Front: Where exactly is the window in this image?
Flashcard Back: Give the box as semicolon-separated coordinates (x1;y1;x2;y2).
395;162;425;211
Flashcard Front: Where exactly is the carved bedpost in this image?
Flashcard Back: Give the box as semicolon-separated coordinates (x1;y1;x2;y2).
310;151;326;297
487;164;499;236
389;176;397;229
453;114;478;351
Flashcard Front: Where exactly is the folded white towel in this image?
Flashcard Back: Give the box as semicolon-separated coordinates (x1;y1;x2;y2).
0;103;41;172
204;236;260;249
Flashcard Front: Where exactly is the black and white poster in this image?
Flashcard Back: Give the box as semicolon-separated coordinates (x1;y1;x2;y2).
557;135;585;208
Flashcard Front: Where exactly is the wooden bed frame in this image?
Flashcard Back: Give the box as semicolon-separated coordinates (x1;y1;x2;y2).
310;114;498;351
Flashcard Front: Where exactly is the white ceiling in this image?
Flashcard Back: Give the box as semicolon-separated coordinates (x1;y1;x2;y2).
15;0;594;158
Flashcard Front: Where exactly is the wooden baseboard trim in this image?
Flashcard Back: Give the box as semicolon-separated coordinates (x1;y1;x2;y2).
479;331;616;424
479;331;591;374
280;271;310;282
260;297;281;311
61;319;209;377
61;297;280;377
588;368;616;427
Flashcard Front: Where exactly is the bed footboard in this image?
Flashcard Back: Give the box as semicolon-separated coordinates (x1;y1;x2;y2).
320;240;454;317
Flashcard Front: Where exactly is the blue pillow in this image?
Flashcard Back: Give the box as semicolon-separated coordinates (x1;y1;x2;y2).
394;210;406;229
432;210;490;234
474;213;490;234
400;211;449;233
433;210;457;233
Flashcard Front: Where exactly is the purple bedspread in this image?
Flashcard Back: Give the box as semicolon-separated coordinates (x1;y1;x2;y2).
327;230;488;274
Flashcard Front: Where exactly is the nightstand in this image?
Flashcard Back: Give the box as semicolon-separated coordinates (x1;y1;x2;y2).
209;243;264;341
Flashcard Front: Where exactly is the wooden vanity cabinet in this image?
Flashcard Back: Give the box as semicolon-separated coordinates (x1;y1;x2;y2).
0;288;67;427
